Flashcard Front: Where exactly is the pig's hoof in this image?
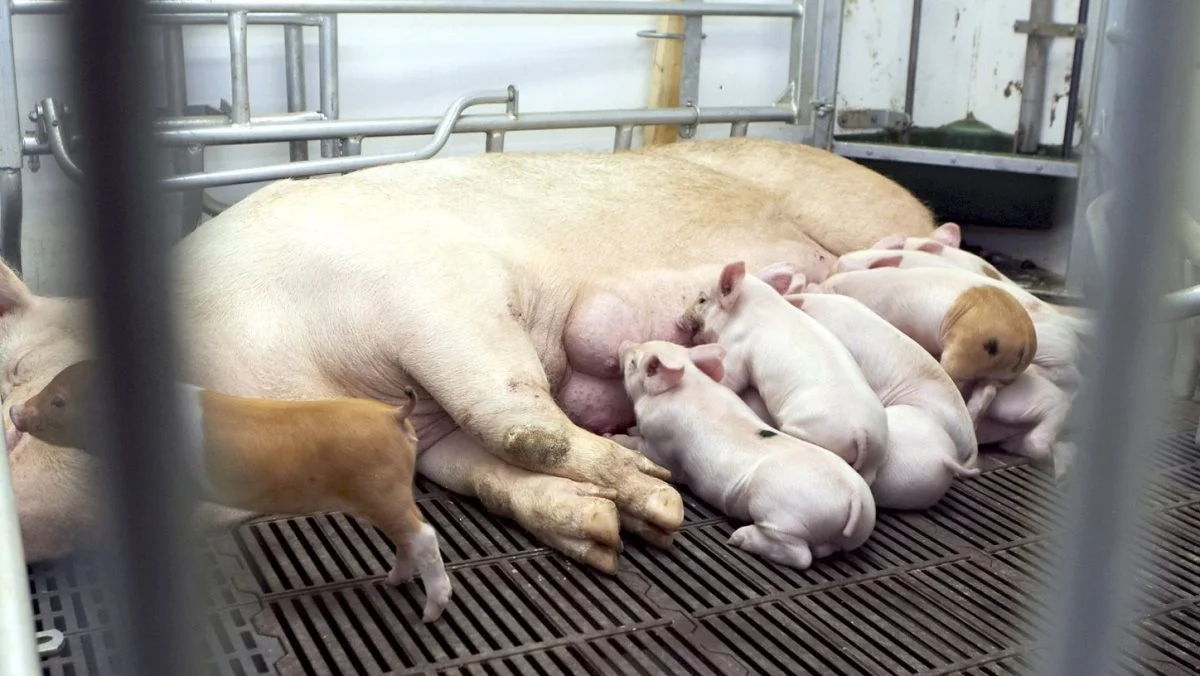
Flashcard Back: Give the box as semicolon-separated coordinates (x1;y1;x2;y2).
619;514;677;550
420;574;454;623
617;482;685;535
510;475;624;556
537;533;621;575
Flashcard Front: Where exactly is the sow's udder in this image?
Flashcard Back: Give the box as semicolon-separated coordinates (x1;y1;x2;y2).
556;288;692;435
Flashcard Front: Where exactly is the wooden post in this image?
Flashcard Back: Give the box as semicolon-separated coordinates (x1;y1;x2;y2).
643;4;685;147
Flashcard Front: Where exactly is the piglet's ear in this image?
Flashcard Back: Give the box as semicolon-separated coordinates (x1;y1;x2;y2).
917;241;945;254
0;260;33;316
782;293;806;309
932;222;962;248
644;354;686;395
718;261;747;310
867;255;903;269
836;256;869;273
756;262;796;295
871;234;907;250
688;343;725;383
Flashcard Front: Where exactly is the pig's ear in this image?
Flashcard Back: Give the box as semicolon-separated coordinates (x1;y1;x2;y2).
916;240;945;255
718;261;747;309
836;256;868;273
782;293;806;309
867;255;903;269
871;234;907;250
644;354;686;395
932;223;962;248
784;272;808;295
757;262;796;295
688;343;726;383
0;260;34;316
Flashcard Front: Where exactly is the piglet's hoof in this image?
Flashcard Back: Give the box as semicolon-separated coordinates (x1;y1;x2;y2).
421;573;454;624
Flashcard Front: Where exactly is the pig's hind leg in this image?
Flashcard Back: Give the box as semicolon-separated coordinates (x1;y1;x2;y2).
728;524;814;570
358;492;453;623
399;308;685;550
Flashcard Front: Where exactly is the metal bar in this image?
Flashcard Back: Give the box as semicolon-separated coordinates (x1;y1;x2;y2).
613;125;633;150
1061;0;1090;157
155;110;322;130
163;26;188;116
68;0;202;670
284;24;309;161
154;103;792;145
343;136;362;155
834;140;1080;177
42;98;85;183
318;14;339;157
228;11;251;124
1015;0;1053;153
485;130;505;152
149;12;326;25
785;0;808;122
1160;285;1200;322
0;428;37;676
902;0;922;143
809;0;845;149
676;0;702;139
13;0;805;16
730;120;748;136
1039;2;1196;676
0;0;23;272
161;88;512;190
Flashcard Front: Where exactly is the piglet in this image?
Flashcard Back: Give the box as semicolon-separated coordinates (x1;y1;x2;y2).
10;360;454;623
682;261;889;483
619;340;875;569
974;364;1077;481
869;223;1013;282
780;285;980;510
815;265;1038;421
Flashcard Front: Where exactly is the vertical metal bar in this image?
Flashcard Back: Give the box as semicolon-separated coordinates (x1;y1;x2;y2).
228;10;250;124
785;0;806;122
1015;0;1053;153
1061;0;1091;158
163;25;187;116
0;434;38;674
284;24;309;161
1040;2;1196;676
0;0;24;273
902;0;922;144
730;120;748;136
68;0;203;670
613;125;633;150
676;0;702;139
485;130;505;152
810;0;845;149
318;14;340;157
343;135;362;155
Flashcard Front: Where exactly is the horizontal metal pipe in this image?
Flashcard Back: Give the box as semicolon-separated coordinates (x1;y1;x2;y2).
148;12;326;24
155;110;322;130
161;89;511;190
13;0;802;17
1159;285;1200;322
155;104;791;145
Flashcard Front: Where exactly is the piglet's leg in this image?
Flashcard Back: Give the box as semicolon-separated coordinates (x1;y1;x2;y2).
964;381;1000;424
417;430;626;573
728;524;813;570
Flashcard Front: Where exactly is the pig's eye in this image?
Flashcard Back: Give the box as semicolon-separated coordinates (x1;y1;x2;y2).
51;395;65;409
697;294;708;305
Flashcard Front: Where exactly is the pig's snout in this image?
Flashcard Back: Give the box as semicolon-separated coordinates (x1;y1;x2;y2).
9;403;27;432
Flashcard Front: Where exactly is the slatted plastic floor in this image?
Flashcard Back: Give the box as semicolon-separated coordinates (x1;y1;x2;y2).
28;401;1200;676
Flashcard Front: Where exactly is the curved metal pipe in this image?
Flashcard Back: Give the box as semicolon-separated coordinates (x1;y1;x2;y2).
41;98;85;184
160;88;512;191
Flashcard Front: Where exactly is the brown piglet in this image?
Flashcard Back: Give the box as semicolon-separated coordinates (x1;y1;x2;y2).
10;360;453;622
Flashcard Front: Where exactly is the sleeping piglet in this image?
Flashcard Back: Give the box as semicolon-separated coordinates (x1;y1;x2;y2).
10;360;454;623
777;280;980;510
681;261;889;484
618;339;875;569
814;265;1038;421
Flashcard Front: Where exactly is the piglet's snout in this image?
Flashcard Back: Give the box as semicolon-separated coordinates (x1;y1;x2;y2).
9;403;28;432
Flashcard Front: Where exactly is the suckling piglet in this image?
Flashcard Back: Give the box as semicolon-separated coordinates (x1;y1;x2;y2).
681;261;888;483
975;364;1077;481
777;282;980;509
618;339;876;569
814;265;1038;422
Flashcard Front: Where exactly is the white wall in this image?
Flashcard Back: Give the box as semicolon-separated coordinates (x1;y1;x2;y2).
8;1;1095;294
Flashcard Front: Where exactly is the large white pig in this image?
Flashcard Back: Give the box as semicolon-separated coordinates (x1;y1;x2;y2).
617;340;875;569
681;261;889;483
777;281;979;510
1;137;935;572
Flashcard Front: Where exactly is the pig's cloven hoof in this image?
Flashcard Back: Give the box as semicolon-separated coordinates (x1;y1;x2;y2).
420;574;454;623
385;558;417;586
619;514;677;550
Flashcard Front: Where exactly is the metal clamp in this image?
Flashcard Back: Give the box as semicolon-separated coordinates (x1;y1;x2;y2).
1014;19;1087;39
635;28;706;40
35;630;64;658
30;97;85;184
